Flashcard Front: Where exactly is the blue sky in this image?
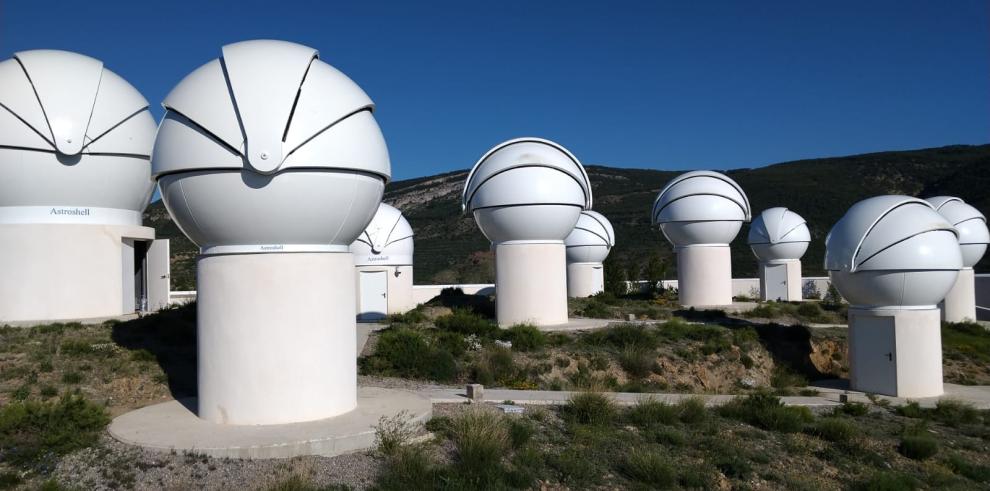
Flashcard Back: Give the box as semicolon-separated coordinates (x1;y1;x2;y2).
2;1;987;180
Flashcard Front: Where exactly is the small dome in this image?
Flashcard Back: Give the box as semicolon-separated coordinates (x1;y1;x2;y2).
153;40;390;254
463;138;591;243
825;195;962;307
651;171;751;246
747;207;810;262
565;210;615;263
0;49;156;225
926;196;989;268
350;203;414;266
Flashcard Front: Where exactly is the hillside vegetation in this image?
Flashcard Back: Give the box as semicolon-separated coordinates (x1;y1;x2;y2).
148;144;990;289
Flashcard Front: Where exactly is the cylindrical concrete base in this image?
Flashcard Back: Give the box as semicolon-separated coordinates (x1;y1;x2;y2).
567;262;604;298
676;245;732;307
495;242;568;327
0;223;154;322
848;307;943;398
941;268;976;323
758;260;803;302
197;252;357;425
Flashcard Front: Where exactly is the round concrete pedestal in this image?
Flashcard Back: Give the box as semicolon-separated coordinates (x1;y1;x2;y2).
675;245;732;307
758;259;803;302
495;241;568;327
0;223;154;322
941;267;976;323
567;262;604;298
197;252;357;425
108;387;432;459
848;307;943;398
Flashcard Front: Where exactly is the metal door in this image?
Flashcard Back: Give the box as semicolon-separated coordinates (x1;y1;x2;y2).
146;239;171;312
849;315;897;395
764;263;788;301
358;271;388;321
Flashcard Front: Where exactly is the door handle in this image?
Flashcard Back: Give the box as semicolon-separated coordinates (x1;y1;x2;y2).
885;352;892;361
382;293;387;298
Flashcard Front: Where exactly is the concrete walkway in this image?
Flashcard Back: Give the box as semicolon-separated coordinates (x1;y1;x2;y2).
3;312;141;327
356;322;387;354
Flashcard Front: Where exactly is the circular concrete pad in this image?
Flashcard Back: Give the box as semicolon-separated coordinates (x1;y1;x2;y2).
108;387;431;459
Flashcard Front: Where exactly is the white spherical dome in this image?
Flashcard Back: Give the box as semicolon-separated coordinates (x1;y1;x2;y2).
152;40;390;254
926;196;988;268
565;210;615;263
651;171;751;246
462;138;591;244
350;203;414;266
0;50;156;226
825;195;962;308
748;207;810;262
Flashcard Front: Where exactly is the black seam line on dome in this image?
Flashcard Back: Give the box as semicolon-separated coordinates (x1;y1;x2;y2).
850;200;951;271
584;213;613;244
13;57;56;144
281;106;378;159
0;144;148;159
933;197;962;211
772;221;808;244
219;56;249;158
81;69;104;146
652;174;750;219
173;177;206;248
461;138;591;209
464;163;590;210
280;55;317;145
573;226;610;246
81;107;148;151
380;215;403;247
954;216;988;227
748;239;808;245
383;234;414;247
0;103;56;149
469;203;584;211
153;166;385;180
652;193;748;222
328;172;359;245
164;108;243;157
855;228;958;270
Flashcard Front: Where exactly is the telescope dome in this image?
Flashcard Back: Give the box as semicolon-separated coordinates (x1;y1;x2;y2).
565;210;615;263
350;203;414;266
462;138;591;244
747;207;810;262
651;171;751;246
926;197;988;268
825;195;962;308
152;40;390;254
0;50;156;225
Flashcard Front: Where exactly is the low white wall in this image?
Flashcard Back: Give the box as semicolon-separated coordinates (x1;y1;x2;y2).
411;284;495;305
169;291;197;305
625;277;832;299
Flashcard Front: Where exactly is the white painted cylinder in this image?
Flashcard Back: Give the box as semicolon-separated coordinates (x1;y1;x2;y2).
0;223;154;322
676;245;732;307
197;252;357;425
848;307;943;398
758;260;803;302
567;262;604;298
941;267;977;323
495;242;568;326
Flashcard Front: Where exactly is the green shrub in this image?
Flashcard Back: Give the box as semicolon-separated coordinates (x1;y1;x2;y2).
508;418;534;448
11;384;30;401
449;409;510;477
435;309;498;337
617;446;676;487
896;401;925;419
433;331;466;357
933;399;980;426
718;392;812;433
834;401;869;417
618;348;655;378
563;392;617;426
363;328;458;382
851;471;919;491
899;433;938;460
59;340;95;357
374;445;439;491
822;285;844;309
0;393;110;467
600;323;658;350
503;324;546;352
387;309;428;326
40;385;58;398
0;471;22;488
548;448;601;486
796;302;825;322
731;327;759;350
648;426;687;446
771;365;808;389
945;453;990;482
809;417;856;444
129;349;156;362
711;444;752;478
579;301;611;319
470;345;518;386
627;398;679;427
676;397;708;425
374;411;416;457
61;371;83;384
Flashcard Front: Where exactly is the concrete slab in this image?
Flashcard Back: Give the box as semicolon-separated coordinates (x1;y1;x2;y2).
420;388;839;408
356;322;387;354
812;380;990;409
2;313;141;328
108;387;431;459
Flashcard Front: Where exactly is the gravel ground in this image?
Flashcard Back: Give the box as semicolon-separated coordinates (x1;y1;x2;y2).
357;374;460;392
53;435;382;490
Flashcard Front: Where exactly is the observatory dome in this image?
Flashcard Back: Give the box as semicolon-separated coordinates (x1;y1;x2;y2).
565;211;615;263
651;171;751;246
152;40;390;254
350;203;414;266
926;197;989;268
462;138;591;243
0;50;156;225
825;195;962;308
747;207;810;262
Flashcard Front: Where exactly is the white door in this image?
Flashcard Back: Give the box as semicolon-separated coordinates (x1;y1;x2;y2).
146;239;171;312
764;264;788;301
358;271;388;321
591;265;604;294
849;315;897;395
